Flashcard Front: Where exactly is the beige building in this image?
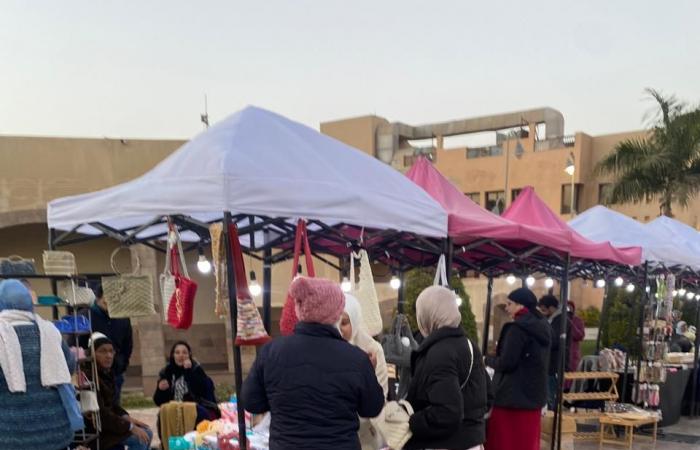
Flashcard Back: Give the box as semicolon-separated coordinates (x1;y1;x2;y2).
321;108;700;329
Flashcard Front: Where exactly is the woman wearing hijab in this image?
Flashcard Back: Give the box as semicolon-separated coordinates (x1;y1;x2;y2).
339;294;388;449
485;288;551;450
153;340;219;423
404;285;489;450
242;276;384;450
0;279;75;450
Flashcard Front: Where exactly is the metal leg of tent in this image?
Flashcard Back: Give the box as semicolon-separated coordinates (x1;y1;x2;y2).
482;276;494;356
223;212;248;450
262;248;272;333
691;299;700;417
634;262;649;404
444;237;454;281
595;284;610;354
552;255;570;450
397;271;405;314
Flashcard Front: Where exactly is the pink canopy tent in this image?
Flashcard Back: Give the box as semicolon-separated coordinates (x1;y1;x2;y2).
502;186;641;266
406;157;570;251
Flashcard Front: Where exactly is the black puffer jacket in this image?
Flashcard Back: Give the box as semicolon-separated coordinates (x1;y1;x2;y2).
241;322;384;450
488;309;551;410
405;327;490;450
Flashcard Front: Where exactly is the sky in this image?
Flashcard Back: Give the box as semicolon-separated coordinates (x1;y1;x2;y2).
1;0;699;140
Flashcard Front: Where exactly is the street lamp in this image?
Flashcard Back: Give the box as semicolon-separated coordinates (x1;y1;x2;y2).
564;152;576;216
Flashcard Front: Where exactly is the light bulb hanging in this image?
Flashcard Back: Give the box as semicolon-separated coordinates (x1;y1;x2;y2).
596;279;606;288
687;292;695;300
390;275;401;290
544;278;554;289
679;288;687;296
614;277;624;287
341;277;352;293
196;245;212;274
248;271;262;297
626;283;635;293
526;276;535;287
506;275;516;285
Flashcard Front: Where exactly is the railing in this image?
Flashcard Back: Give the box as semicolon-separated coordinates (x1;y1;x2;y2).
534;135;575;151
466;145;503;159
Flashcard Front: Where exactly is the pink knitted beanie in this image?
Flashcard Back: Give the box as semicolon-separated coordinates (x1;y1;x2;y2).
290;276;345;325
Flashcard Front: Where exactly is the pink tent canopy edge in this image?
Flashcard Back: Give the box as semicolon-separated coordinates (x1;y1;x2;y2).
405;157;571;251
502;186;642;266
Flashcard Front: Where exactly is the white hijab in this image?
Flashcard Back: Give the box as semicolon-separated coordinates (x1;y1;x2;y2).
343;294;375;351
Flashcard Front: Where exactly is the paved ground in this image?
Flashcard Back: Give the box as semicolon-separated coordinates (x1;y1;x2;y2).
130;407;700;450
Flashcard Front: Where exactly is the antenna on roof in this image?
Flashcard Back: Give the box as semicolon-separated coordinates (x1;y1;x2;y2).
200;94;209;128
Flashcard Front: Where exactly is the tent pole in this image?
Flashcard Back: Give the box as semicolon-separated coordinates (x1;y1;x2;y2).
397;270;405;314
47;227;59;320
223;212;248;450
633;262;649;404
444;237;454;281
552;254;570;450
482;276;494;356
262;247;272;333
595;282;610;353
691;297;700;417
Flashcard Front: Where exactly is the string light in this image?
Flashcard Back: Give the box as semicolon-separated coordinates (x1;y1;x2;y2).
687;292;695;300
626;283;635;293
506;275;516;285
341;277;351;293
614;277;624;287
679;288;687;296
390;275;401;290
545;278;554;288
596;279;606;288
526;276;535;287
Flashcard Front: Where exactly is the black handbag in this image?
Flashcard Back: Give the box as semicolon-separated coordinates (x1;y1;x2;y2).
382;314;418;368
0;255;36;275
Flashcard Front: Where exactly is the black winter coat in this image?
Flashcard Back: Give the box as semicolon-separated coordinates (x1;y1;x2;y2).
241;322;384;450
153;362;218;414
487;310;551;410
405;327;490;450
549;312;573;375
79;305;133;376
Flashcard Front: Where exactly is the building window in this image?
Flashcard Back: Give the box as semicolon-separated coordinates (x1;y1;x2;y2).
465;192;480;205
598;183;614;204
511;188;523;202
561;184;582;215
486;191;506;214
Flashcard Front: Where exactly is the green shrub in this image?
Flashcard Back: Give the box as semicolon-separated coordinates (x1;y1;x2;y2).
599;287;641;357
404;268;478;345
579;306;601;327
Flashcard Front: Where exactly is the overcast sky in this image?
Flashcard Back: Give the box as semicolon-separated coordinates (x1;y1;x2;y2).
1;0;698;140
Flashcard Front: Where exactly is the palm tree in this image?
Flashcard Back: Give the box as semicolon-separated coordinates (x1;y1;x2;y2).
596;89;700;217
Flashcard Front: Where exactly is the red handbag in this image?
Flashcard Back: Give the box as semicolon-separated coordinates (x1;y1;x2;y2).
228;223;271;346
279;219;315;335
166;225;198;329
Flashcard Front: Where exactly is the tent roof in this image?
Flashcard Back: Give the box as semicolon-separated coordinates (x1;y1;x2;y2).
405;158;570;250
570;206;700;268
47;106;447;239
503;188;641;266
646;215;700;257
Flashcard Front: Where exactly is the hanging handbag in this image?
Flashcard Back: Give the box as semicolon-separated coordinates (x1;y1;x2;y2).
102;248;156;318
166;225;198;329
279;219;315;335
382;314;418;369
350;249;384;336
78;389;100;413
0;255;36;275
57;280;95;306
159;227;178;316
228;223;271;346
43;250;77;276
433;254;449;287
209;222;229;318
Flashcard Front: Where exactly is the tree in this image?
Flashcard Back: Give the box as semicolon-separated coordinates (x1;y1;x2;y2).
404;268;478;344
596;89;700;217
599;287;641;357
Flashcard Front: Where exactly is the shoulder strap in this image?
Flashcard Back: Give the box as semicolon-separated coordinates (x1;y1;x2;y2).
460;338;474;391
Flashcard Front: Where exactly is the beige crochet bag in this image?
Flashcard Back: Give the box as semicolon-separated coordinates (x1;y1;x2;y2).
350;249;383;336
372;399;414;450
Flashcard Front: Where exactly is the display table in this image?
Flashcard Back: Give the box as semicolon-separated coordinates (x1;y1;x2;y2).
598;413;658;450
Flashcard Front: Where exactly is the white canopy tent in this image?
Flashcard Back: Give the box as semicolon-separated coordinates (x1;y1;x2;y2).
646;216;700;255
47;105;447;240
569;205;700;269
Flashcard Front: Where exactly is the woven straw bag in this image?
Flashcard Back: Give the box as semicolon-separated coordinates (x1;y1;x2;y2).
57;280;96;306
209;223;229;318
43;250;77;275
102;247;155;318
350;249;383;336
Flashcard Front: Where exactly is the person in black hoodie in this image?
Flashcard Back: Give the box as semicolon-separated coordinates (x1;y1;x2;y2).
242;276;384;450
404;285;490;450
485;288;551;450
538;294;572;410
153;341;219;424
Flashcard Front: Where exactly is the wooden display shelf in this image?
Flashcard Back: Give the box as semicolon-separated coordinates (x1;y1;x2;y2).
564;371;619;380
563;392;618;402
599;414;658;450
562;409;604;419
